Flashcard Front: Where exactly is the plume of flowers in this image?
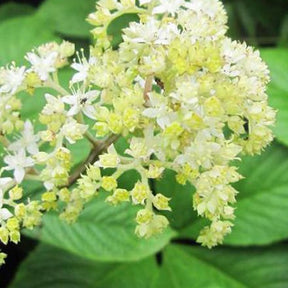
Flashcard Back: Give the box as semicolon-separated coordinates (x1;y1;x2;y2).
0;0;275;262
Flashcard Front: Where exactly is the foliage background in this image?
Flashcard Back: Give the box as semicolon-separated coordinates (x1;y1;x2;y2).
1;0;288;287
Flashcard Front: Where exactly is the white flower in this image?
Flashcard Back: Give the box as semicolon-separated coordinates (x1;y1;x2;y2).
125;126;159;161
0;65;26;94
70;56;96;84
123;19;159;44
98;145;120;168
0;177;14;193
170;76;199;106
0;205;12;222
184;0;222;19
153;0;184;16
4;150;34;183
42;93;65;115
157;22;180;45
134;75;146;88
221;39;246;64
123;18;179;46
25;51;58;81
61;118;88;144
125;137;150;160
139;0;152;5
9;120;39;155
175;130;221;169
62;88;99;119
142;93;176;128
0;177;13;224
0;177;14;221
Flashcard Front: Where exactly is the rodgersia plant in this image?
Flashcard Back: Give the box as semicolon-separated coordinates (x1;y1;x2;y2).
0;0;276;264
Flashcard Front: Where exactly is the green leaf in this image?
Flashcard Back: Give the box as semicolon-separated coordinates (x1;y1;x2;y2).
233;0;288;37
9;244;158;288
36;193;175;262
37;0;96;38
154;244;288;288
224;3;241;40
279;15;288;47
68;138;92;168
155;169;197;229
18;88;49;122
0;15;58;66
0;2;34;23
181;142;288;245
11;243;288;288
261;48;288;146
235;1;257;45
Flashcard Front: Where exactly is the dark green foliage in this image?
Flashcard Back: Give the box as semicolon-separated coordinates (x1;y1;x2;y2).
1;0;288;287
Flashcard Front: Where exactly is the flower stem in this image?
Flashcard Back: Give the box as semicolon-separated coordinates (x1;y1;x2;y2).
143;75;154;105
76;113;98;147
66;134;119;187
46;78;69;96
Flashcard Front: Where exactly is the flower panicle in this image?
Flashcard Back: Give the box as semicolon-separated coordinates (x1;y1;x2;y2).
0;0;276;263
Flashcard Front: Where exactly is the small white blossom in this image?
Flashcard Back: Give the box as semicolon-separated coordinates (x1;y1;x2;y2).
175;131;221;169
9;120;39;155
143;92;176;128
0;200;11;223
123;18;179;45
42;93;65;115
4;150;34;183
0;177;14;191
98;145;120;168
153;0;183;16
25;51;58;81
71;55;96;84
184;0;222;18
62;88;99;119
125;137;150;160
0;65;26;94
0;206;13;222
0;177;14;221
139;0;152;5
61;118;88;144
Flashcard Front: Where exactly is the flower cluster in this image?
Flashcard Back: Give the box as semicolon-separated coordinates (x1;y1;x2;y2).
0;0;275;262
